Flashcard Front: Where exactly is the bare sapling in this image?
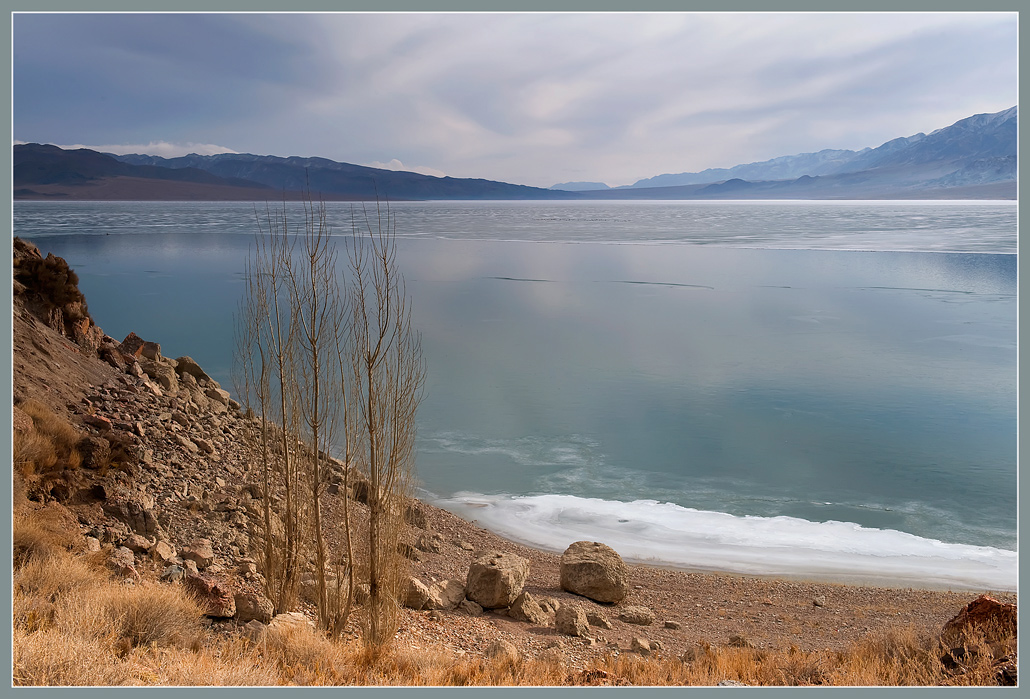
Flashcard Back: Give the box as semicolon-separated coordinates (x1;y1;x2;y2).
345;199;427;649
290;195;350;636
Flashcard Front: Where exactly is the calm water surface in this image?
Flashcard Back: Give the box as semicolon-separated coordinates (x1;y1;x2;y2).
15;200;1017;590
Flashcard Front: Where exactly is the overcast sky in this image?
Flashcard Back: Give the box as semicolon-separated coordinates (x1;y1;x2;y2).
13;12;1018;188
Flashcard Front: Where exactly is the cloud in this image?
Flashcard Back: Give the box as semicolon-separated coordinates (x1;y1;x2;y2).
52;141;238;158
12;12;1017;188
364;159;447;178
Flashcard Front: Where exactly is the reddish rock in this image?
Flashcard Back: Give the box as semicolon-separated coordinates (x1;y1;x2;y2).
183;573;236;618
942;595;1017;641
149;540;177;563
123;533;153;554
70;318;103;355
83;415;112;432
120;332;146;358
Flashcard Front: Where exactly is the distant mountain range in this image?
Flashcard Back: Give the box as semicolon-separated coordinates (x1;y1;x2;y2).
555;107;1017;199
14;107;1016;201
13;145;571;201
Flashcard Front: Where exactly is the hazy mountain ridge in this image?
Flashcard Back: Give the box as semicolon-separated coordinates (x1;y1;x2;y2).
110;152;574;200
15;146;577;201
621;107;1016;192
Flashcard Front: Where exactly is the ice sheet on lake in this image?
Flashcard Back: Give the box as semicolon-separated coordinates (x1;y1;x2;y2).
434;493;1016;592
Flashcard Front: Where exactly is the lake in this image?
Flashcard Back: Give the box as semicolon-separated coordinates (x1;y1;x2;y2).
14;199;1017;591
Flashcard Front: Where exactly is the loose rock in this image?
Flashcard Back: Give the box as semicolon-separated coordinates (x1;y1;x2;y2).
466;551;529;609
559;541;629;604
618;605;656;626
555;604;589;638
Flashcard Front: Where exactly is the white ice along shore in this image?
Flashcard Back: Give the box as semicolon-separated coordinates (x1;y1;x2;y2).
433;493;1016;592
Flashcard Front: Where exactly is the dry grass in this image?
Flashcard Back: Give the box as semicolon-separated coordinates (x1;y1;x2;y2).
12;502;84;565
10;508;1014;687
13;399;84;500
15;399;83;472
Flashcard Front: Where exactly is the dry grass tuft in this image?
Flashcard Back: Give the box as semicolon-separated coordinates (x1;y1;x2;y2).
14;550;103;604
16;399;83;472
89;583;206;651
136;640;281;686
13;626;141;686
260;618;349;684
13;502;84;565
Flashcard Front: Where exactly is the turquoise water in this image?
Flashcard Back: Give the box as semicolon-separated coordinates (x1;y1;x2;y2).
15;200;1017;590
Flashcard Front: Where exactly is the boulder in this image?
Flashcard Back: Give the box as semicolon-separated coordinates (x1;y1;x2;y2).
560;541;629;603
618;606;655;626
120;332;146;359
123;533;153;554
458;599;484;617
234;591;274;624
101;496;160;538
108;546;138;578
205;387;231;406
242;619;267;643
587;611;613;629
426;579;466;611
174;356;213;384
555;604;589;637
630;637;652;655
415;531;444;554
83;415;112;432
508;591;551;626
466;551;529;609
99;345;129;372
182;538;215;568
404;577;431;610
141;358;178;392
487;639;520;665
149;540;177;563
76;434;111;470
942;595;1017;642
183;573;236;618
70;318;103;356
141;340;163;361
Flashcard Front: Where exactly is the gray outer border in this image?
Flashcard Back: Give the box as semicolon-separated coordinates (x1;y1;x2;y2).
3;2;1022;697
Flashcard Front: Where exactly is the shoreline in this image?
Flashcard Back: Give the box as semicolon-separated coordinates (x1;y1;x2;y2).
400;495;1016;660
427;494;1017;595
